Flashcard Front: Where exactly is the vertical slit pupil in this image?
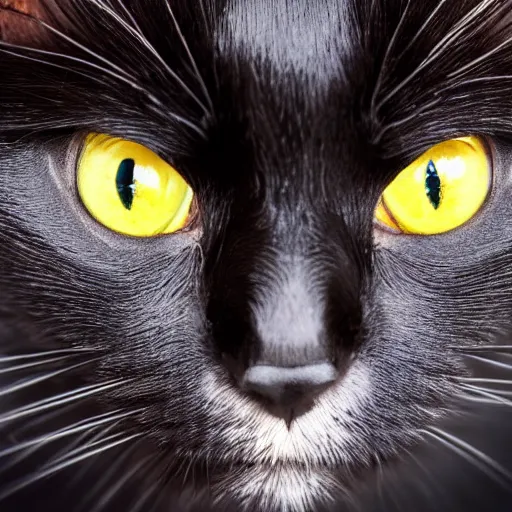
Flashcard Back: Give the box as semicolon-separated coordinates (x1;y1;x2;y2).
116;158;136;210
425;160;441;210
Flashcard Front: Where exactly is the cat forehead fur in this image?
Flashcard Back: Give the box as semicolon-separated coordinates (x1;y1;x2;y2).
1;1;512;511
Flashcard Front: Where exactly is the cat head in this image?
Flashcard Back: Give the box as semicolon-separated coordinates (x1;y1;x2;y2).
1;1;512;510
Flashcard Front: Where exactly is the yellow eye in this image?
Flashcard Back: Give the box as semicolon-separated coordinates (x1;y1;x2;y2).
374;136;491;235
77;134;194;237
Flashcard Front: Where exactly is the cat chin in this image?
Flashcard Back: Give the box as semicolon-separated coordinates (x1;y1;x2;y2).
201;359;372;467
145;361;374;509
163;461;352;512
210;464;352;512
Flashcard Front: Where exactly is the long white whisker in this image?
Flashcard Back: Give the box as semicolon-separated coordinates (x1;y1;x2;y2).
0;358;99;398
0;43;150;98
0;434;142;502
458;377;512;385
373;97;441;141
8;402;81;437
375;0;499;110
370;0;411;120
198;0;212;39
424;429;508;487
0;425;102;476
3;7;134;80
455;345;512;353
75;438;141;512
164;0;214;113
111;0;144;34
447;35;512;80
0;348;95;362
181;450;196;488
89;451;150;512
48;431;132;467
126;454;165;512
393;0;450;63
0;42;206;136
51;427;111;467
65;422;127;488
0;355;72;375
458;383;512;403
88;0;210;115
464;354;512;371
443;76;512;90
423;427;512;488
0;410;136;460
455;391;503;406
0;379;127;424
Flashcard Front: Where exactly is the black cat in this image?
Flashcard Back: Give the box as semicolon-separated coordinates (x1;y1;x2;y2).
1;1;512;511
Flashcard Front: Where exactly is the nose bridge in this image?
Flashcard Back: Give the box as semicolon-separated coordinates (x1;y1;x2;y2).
242;256;341;423
251;259;330;367
209;206;362;422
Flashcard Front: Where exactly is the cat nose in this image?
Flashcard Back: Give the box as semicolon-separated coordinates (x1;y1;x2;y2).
242;362;338;422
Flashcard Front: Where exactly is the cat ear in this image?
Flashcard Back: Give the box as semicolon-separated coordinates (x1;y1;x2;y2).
0;0;48;44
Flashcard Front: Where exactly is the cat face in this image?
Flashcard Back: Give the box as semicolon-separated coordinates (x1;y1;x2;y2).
1;1;512;511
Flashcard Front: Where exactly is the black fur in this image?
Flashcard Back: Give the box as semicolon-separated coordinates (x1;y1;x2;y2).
1;1;512;511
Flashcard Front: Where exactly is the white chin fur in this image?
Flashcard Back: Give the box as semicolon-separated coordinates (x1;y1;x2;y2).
213;464;351;512
201;359;371;468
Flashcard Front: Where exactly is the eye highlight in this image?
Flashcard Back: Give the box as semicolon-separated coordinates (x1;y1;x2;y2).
374;136;491;235
77;134;194;237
